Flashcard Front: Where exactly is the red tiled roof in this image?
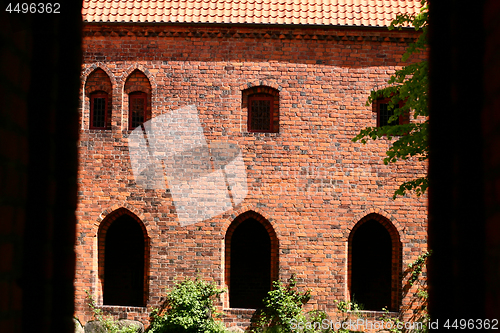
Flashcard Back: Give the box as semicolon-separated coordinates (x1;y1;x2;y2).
82;0;422;28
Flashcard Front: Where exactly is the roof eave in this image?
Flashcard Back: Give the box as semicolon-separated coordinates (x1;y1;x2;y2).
82;20;418;31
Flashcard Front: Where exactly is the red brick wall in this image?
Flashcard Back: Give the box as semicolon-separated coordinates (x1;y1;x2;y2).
75;24;427;328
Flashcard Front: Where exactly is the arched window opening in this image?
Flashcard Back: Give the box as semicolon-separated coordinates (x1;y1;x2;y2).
85;68;112;130
351;219;393;311
124;70;151;130
229;218;271;308
103;214;145;306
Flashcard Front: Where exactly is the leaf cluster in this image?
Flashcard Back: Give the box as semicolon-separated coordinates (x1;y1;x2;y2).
147;278;226;333
334;300;363;314
85;290;140;333
253;276;312;332
381;250;431;333
408;250;432;286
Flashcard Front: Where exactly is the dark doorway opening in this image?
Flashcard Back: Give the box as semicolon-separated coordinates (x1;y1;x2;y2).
103;215;145;306
351;219;392;311
230;218;271;308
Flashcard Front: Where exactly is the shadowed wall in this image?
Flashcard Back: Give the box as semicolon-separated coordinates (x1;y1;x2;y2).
428;0;500;322
0;2;82;332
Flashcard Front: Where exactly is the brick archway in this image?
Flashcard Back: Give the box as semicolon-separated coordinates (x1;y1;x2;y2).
81;63;117;88
224;210;279;308
347;213;401;312
120;64;157;90
123;69;153;130
97;208;150;307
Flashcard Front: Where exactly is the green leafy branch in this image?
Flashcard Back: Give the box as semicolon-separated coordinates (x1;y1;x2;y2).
352;0;429;199
147;277;226;333
408;250;432;286
253;275;311;332
85;290;140;333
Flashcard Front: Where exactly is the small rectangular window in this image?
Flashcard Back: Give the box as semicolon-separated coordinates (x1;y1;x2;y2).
248;95;274;132
90;92;108;129
129;93;147;130
376;99;409;127
379;103;397;127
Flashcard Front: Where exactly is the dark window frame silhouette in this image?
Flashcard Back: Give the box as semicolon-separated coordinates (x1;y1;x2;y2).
98;209;149;307
348;214;401;312
225;211;279;309
374;98;409;127
128;91;147;130
242;85;280;134
248;94;275;133
89;91;108;130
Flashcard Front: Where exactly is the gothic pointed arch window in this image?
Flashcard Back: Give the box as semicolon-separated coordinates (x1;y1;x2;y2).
85;68;112;130
98;209;149;307
225;212;279;309
124;70;152;130
348;214;401;311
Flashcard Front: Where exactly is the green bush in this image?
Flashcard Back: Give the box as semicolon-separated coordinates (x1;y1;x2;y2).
333;300;364;333
252;276;332;333
85;290;140;333
147;278;226;333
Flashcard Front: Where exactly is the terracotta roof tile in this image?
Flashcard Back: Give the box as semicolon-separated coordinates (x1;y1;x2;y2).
82;0;422;27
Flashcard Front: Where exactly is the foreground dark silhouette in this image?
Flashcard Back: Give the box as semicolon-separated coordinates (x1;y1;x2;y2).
428;0;500;323
0;2;82;332
1;1;500;332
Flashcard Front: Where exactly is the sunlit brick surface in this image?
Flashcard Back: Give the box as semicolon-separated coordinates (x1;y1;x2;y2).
75;20;428;329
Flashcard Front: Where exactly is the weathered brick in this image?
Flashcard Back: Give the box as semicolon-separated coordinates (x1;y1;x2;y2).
75;24;428;328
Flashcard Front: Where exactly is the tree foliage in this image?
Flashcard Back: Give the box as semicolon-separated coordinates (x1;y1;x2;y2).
252;276;312;332
352;0;429;199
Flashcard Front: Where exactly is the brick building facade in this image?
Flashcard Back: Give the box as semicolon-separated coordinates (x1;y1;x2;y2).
75;0;427;328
